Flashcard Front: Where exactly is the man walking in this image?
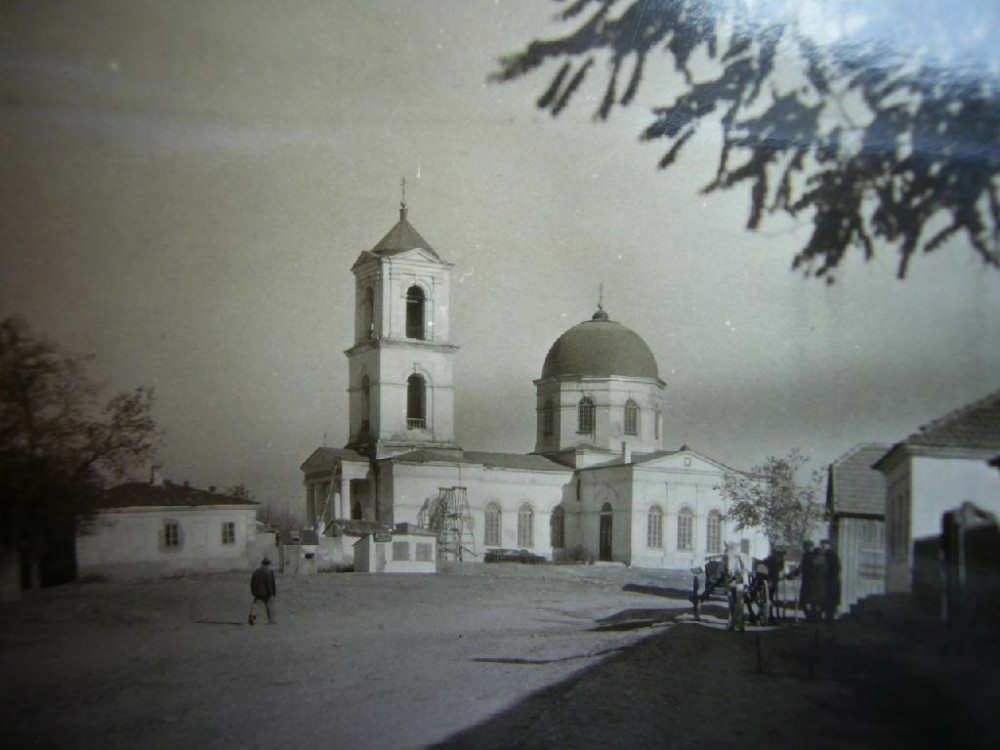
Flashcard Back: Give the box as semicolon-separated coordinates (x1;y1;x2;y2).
249;557;277;625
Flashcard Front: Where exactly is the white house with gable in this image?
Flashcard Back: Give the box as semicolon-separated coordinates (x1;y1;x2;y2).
76;475;264;580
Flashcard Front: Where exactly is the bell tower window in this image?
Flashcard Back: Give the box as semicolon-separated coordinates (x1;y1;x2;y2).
363;286;375;341
360;374;371;434
407;373;426;429
406;285;426;340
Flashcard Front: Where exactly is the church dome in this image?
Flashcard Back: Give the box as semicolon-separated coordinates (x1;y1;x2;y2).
541;308;660;380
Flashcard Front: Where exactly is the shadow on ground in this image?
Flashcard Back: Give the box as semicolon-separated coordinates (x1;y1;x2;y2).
433;596;999;750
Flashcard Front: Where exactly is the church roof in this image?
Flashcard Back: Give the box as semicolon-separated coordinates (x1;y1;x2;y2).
388;449;571;473
827;443;890;517
368;206;438;258
541;307;660;380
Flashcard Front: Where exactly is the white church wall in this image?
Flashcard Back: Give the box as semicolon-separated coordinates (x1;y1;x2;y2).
574;466;633;564
385;461;571;560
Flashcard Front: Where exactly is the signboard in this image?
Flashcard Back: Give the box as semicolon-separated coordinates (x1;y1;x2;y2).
373;531;392;543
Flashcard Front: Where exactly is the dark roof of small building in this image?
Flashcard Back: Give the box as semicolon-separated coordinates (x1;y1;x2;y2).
300;446;369;472
828;444;890;516
329;519;392;537
394;522;438;537
540;307;660;381
903;388;1000;449
98;482;257;510
389;449;571;473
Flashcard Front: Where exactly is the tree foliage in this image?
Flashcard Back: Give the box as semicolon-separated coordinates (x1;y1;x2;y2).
493;0;1000;281
717;449;826;550
0;317;161;554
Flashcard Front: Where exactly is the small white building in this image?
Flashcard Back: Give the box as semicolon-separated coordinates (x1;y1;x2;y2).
353;524;438;573
76;479;262;580
875;389;1000;597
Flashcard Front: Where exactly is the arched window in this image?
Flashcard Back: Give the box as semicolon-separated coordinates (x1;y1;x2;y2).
542;399;554;437
363;286;375;340
677;506;694;551
624;399;639;436
407;374;425;429
406;285;425;340
654;407;661;440
577;396;594;434
550;506;565;549
360;374;371;433
706;510;723;553
517;503;534;547
484;502;501;547
646;505;664;548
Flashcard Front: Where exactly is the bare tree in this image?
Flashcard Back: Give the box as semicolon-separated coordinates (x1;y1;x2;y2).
493;0;1000;281
0;317;161;583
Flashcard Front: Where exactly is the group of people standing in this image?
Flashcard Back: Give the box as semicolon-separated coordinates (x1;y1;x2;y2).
790;539;841;623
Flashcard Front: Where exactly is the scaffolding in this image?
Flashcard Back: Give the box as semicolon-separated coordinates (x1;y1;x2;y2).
418;486;476;561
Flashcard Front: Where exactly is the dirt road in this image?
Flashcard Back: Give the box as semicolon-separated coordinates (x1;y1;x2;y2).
2;564;994;749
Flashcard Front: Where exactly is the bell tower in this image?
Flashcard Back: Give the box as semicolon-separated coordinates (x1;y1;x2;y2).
344;197;460;458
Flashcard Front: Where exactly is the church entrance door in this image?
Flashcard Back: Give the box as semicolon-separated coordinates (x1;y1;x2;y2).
599;503;613;561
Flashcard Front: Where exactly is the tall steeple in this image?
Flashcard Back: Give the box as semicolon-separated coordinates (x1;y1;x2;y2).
344;199;460;458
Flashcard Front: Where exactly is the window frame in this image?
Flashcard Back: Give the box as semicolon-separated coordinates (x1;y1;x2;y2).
677;506;694;551
577;396;595;434
550;505;565;549
163;520;181;549
221;521;236;546
407;373;426;429
646;505;664;549
706;510;722;553
517;503;534;548
624;399;639;436
405;285;426;340
484;502;502;547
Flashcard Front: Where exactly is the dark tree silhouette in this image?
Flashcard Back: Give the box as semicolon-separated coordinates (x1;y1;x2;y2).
0;317;161;585
493;0;1000;281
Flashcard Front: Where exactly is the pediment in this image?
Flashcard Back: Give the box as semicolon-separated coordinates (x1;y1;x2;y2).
386;246;449;266
636;449;736;476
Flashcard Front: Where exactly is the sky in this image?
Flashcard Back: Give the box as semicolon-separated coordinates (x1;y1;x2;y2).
2;0;998;513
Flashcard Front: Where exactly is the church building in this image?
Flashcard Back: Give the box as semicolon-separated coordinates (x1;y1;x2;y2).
300;204;768;569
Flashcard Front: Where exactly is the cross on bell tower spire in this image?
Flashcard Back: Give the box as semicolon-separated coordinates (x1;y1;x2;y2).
400;178;407;220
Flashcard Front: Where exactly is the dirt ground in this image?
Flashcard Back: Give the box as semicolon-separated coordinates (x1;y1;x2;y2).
2;563;997;749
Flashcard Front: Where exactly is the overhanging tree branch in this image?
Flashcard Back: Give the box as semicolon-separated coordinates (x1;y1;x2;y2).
493;0;1000;281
